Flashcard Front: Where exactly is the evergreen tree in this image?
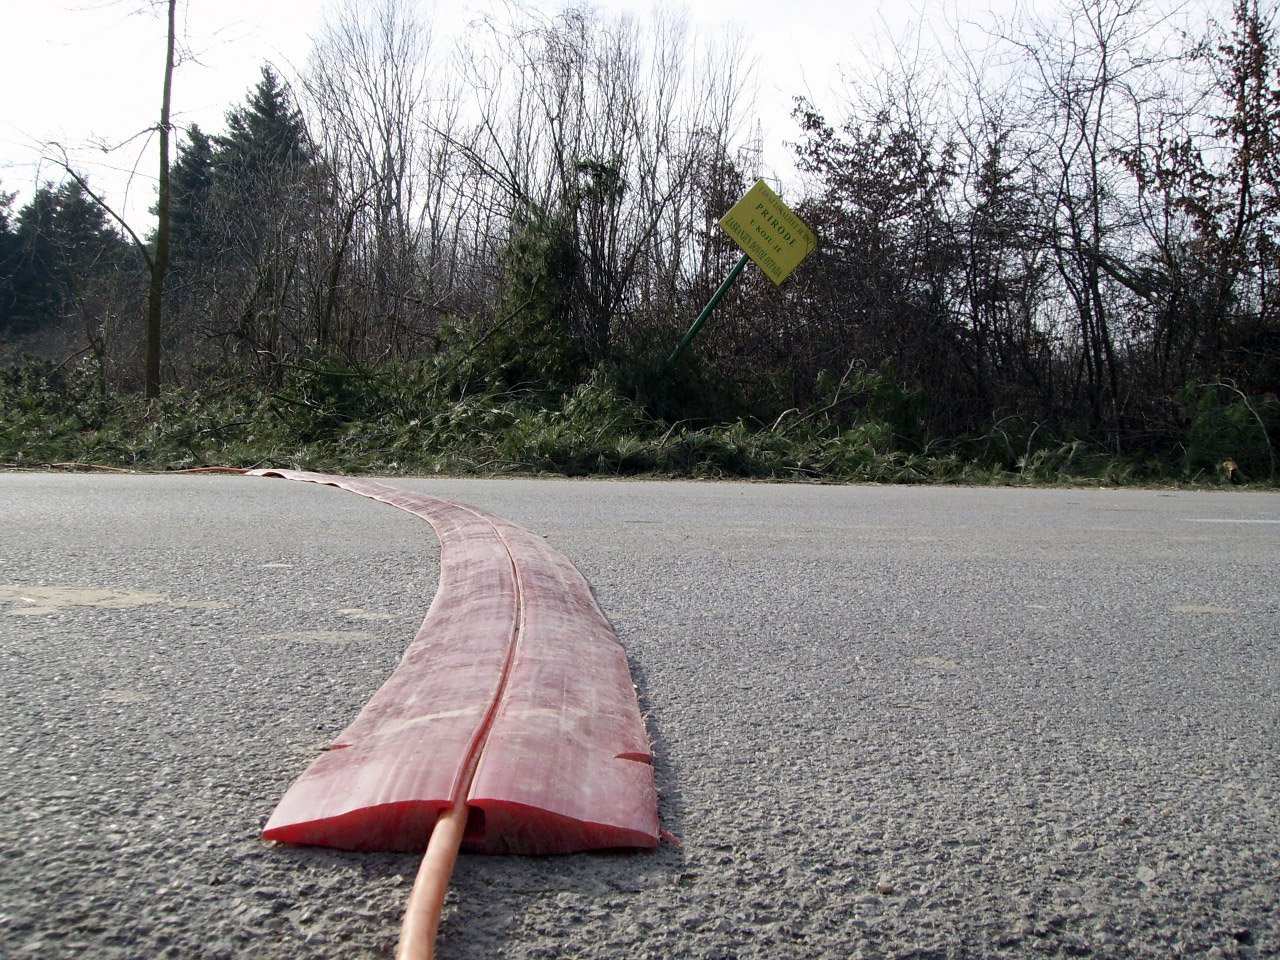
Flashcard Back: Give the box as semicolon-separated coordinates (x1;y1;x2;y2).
168;124;215;269
7;181;134;337
0;187;18;330
10;186;62;332
155;125;218;349
201;66;318;378
212;66;314;235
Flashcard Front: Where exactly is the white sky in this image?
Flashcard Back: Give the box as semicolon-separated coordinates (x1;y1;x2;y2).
0;0;1026;227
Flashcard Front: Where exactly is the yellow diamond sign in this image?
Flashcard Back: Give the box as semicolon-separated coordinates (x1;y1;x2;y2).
718;180;816;286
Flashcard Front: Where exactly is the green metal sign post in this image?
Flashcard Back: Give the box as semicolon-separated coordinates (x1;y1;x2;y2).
666;180;816;365
667;252;749;366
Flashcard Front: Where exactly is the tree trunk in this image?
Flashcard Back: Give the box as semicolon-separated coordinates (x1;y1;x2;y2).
144;0;176;398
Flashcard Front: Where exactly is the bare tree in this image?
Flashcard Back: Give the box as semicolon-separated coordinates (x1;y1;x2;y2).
39;0;178;396
1008;0;1174;444
304;0;453;356
145;0;177;397
452;3;751;359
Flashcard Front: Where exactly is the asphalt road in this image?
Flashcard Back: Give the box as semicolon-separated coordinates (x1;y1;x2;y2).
1;473;1277;959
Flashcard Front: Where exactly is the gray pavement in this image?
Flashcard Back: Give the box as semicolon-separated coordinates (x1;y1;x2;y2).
0;474;1277;959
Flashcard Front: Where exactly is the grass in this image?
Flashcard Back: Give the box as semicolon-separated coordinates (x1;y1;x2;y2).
1;356;1274;487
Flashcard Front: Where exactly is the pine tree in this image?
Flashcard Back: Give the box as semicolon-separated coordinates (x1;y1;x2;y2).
7;181;134;337
202;66;317;379
212;66;314;236
0;187;19;331
168;124;215;268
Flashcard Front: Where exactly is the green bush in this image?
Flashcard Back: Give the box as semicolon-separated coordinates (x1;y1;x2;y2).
1181;381;1277;481
0;354;1273;486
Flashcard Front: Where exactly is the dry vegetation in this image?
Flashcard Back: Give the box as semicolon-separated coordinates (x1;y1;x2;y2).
1;0;1276;483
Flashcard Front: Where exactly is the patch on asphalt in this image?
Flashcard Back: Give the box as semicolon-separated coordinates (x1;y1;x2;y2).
337;607;394;621
264;629;379;645
0;585;167;615
0;585;224;615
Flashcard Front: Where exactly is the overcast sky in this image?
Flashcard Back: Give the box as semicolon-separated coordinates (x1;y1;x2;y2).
1;0;1023;225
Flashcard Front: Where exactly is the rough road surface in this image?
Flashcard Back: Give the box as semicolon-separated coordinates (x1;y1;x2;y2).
1;474;1276;959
